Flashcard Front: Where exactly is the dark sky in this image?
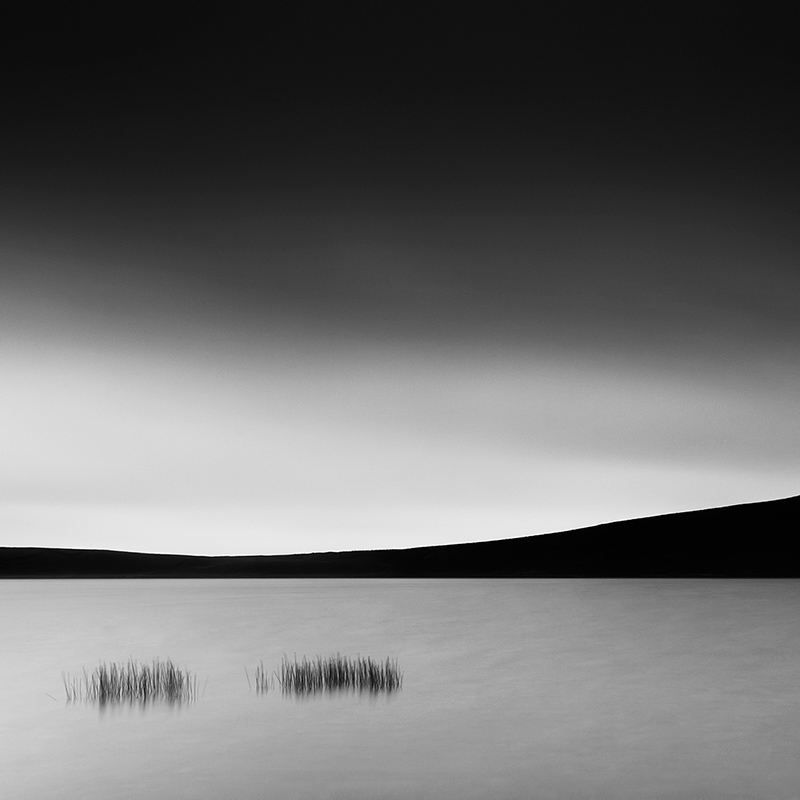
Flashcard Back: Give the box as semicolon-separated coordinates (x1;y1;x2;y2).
1;2;798;554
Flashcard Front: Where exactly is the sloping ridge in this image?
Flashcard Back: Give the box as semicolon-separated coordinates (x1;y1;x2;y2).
1;494;797;578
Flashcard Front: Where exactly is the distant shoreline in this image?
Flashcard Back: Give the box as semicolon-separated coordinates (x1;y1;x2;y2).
2;495;797;578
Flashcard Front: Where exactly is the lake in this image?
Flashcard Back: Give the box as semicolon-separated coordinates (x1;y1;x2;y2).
2;579;799;799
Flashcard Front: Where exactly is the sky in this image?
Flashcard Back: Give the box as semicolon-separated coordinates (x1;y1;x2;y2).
1;2;798;555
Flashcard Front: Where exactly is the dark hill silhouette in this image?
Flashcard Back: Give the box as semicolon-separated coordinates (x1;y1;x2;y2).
1;495;797;578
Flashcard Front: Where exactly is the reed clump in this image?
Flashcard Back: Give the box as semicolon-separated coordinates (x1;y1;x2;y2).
63;658;198;705
273;653;403;695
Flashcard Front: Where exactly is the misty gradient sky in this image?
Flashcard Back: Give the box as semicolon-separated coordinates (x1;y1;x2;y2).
1;3;798;554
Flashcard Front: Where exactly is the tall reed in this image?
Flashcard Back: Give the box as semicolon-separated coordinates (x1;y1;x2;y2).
62;658;198;705
249;660;277;693
269;653;403;695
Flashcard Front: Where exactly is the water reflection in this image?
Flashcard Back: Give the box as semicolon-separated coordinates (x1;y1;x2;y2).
279;685;403;704
66;694;198;714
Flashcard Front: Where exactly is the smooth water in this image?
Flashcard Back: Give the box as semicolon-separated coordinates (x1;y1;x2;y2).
2;579;800;800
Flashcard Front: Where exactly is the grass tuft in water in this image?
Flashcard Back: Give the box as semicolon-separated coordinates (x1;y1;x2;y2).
266;653;403;695
251;660;278;693
62;659;198;705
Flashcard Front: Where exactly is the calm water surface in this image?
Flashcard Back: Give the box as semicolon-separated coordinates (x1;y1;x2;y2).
2;579;800;800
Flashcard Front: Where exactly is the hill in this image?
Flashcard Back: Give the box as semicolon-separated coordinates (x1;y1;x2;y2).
1;495;797;578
